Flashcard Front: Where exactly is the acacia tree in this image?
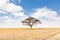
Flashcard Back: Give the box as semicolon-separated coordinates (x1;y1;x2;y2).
22;17;41;29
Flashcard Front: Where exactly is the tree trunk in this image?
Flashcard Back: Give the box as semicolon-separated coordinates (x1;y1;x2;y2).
30;25;32;29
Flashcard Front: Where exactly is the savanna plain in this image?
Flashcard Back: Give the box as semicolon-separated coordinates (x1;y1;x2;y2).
0;28;60;40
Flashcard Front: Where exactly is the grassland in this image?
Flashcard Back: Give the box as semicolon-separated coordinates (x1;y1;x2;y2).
0;28;60;40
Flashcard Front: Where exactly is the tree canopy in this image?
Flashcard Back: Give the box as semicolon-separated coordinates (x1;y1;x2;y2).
22;17;41;29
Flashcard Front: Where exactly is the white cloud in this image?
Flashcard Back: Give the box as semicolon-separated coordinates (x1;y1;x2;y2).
0;0;29;28
0;16;29;28
31;7;60;28
6;3;23;13
31;7;57;18
0;0;8;9
12;12;24;17
0;0;24;17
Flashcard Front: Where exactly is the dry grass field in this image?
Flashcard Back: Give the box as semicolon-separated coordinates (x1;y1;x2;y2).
0;28;60;40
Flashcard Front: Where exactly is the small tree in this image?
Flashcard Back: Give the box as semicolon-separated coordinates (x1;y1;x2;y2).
22;17;41;29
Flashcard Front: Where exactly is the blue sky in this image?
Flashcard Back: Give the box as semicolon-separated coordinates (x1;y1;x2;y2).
10;0;60;16
0;0;60;28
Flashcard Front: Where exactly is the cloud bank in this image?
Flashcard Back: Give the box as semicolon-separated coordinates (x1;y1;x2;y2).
0;0;28;28
0;0;60;28
31;7;60;28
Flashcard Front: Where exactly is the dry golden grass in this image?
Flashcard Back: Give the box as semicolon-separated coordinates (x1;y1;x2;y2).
0;28;60;40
